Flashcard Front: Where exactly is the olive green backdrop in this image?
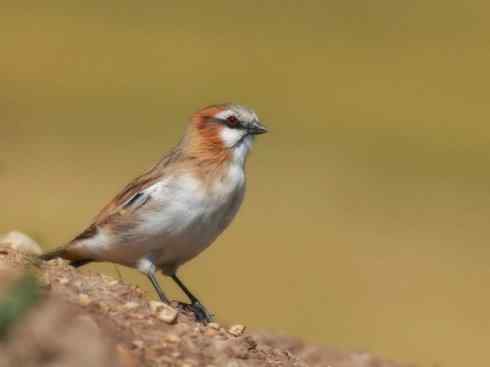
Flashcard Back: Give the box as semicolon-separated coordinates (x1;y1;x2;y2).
2;2;490;366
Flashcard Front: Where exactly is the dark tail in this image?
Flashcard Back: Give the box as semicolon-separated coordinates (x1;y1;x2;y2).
38;247;67;261
39;247;92;268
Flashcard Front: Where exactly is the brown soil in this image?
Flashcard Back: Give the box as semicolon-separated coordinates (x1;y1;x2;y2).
0;249;411;367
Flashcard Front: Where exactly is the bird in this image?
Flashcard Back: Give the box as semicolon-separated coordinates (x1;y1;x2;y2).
39;103;267;323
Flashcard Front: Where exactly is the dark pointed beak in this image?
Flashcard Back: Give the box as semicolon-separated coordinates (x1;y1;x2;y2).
247;121;268;135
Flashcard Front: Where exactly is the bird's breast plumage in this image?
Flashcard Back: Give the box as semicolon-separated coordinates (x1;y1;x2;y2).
131;162;245;269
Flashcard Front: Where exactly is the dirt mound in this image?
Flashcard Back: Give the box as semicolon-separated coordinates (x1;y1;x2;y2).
0;249;410;367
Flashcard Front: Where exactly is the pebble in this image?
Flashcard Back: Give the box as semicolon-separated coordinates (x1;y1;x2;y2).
0;231;42;255
158;305;178;324
132;340;144;349
227;324;246;337
130;313;145;320
149;300;178;323
58;277;69;285
165;334;181;343
122;301;139;310
149;300;165;313
208;322;220;330
78;293;91;306
205;328;218;337
97;302;111;313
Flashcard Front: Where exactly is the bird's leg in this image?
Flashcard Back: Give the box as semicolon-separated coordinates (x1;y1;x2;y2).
138;259;169;303
171;274;214;323
147;272;169;304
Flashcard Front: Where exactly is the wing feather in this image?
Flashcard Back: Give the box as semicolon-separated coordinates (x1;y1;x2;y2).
92;147;183;226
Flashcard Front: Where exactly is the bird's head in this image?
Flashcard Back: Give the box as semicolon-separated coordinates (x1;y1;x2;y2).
184;103;267;165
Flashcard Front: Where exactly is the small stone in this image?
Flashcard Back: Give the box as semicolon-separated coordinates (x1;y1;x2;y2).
149;300;165;313
165;334;181;343
130;313;145;320
228;324;246;337
108;280;119;286
58;277;69;285
97;302;110;312
0;231;42;255
78;293;91;306
157;304;178;324
132;340;144;349
205;328;218;337
208;322;220;330
122;301;139;310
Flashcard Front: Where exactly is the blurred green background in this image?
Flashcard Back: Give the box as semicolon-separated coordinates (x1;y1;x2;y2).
2;1;490;366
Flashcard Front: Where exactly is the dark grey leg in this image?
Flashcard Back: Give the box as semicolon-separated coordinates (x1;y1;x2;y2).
171;274;213;323
147;272;169;304
138;259;169;304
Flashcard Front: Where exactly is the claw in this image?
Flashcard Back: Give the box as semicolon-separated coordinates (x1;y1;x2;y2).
190;301;214;323
176;301;214;324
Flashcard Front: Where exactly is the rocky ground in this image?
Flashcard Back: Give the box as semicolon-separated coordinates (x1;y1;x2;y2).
0;234;411;367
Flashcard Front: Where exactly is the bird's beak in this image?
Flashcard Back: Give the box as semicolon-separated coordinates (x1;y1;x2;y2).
247;121;268;135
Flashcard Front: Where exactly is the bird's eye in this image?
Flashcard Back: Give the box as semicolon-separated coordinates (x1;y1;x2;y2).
226;115;240;127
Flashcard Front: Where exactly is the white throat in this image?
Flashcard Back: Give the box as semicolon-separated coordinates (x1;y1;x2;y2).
233;134;253;166
219;128;253;166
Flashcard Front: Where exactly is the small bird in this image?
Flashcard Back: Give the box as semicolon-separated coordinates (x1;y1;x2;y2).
40;103;267;322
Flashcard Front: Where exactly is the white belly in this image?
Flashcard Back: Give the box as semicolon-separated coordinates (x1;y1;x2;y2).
130;166;245;272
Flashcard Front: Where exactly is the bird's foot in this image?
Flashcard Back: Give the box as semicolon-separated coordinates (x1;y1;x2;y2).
176;301;214;324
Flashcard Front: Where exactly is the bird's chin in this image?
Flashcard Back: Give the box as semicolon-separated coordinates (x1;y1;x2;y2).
231;134;253;164
232;133;254;149
232;132;253;148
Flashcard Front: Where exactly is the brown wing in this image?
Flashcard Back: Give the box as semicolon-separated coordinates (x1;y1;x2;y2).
62;170;161;252
63;144;185;249
64;173;159;248
94;175;157;224
55;146;184;261
93;147;183;226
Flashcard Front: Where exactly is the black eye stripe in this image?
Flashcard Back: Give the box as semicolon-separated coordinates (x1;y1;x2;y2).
209;115;243;128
